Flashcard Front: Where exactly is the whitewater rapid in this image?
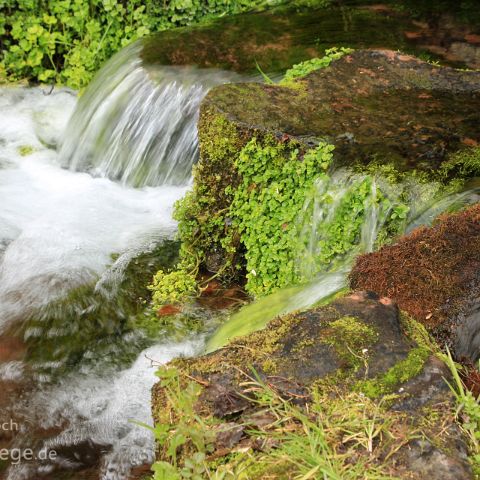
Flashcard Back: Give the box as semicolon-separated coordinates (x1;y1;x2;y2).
0;80;200;478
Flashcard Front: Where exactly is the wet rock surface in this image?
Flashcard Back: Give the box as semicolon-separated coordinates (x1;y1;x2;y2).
141;3;480;75
201;49;480;173
152;291;473;479
142;5;416;74
350;204;480;362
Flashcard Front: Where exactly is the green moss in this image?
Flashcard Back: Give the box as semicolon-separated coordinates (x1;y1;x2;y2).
323;315;378;369
353;313;434;399
172;109;244;280
439;146;480;180
355;346;430;399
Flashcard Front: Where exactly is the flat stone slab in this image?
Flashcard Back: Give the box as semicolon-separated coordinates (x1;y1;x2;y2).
201;49;480;172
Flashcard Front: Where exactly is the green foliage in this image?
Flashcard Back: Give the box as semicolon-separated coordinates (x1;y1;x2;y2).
281;47;353;83
229;137;334;295
443;348;480;476
0;0;267;88
149;269;198;310
150;366;216;480
150;368;411;479
439;147;480;180
173;111;242;281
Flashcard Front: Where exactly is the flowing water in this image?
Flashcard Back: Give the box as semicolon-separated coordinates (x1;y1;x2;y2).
207;172;480;351
60;42;242;188
0;43;242;480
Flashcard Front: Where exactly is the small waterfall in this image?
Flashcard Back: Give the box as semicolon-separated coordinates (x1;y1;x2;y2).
60;41;242;187
207;171;480;351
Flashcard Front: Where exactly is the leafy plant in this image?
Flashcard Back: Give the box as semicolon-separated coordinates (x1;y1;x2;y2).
281;47;353;83
149;269;198;310
0;0;269;88
149;366;216;480
228;137;334;295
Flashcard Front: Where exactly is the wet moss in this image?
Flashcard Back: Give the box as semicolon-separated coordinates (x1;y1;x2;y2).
173;107;246;278
440;146;480;180
355;346;430;398
323;315;379;370
22;240;180;378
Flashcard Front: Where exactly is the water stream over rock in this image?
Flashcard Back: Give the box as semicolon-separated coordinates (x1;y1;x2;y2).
1;5;479;480
0;46;240;480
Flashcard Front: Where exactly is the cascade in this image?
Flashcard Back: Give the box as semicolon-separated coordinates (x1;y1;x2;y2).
60;41;242;187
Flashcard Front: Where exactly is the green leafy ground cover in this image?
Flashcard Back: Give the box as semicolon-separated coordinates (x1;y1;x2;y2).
0;0;270;88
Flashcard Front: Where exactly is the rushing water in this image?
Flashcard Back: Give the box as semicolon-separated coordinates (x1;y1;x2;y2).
207;172;480;351
60;41;241;188
0;45;241;480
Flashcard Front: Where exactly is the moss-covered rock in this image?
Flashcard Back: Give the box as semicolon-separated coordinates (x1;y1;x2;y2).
175;49;480;293
350;203;480;362
151;291;472;479
141;5;417;74
201;50;480;172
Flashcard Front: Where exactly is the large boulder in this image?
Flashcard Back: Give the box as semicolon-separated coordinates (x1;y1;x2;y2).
200;49;480;172
152;292;473;479
350;204;480;362
176;49;480;286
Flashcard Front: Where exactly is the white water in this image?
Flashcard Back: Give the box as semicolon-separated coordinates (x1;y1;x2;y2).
0;87;186;329
60;41;242;187
0;85;190;479
0;46;242;477
8;340;202;480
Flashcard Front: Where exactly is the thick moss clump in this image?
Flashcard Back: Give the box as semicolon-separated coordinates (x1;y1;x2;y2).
141;5;416;74
350;203;480;361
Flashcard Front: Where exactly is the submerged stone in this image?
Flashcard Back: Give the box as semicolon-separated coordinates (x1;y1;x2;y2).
350;203;480;362
151;292;473;479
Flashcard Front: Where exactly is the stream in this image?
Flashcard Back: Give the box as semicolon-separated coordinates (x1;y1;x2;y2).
0;44;239;480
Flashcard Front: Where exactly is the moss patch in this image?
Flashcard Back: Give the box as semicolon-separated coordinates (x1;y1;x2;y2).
350;203;480;344
323;315;379;370
355;346;430;398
